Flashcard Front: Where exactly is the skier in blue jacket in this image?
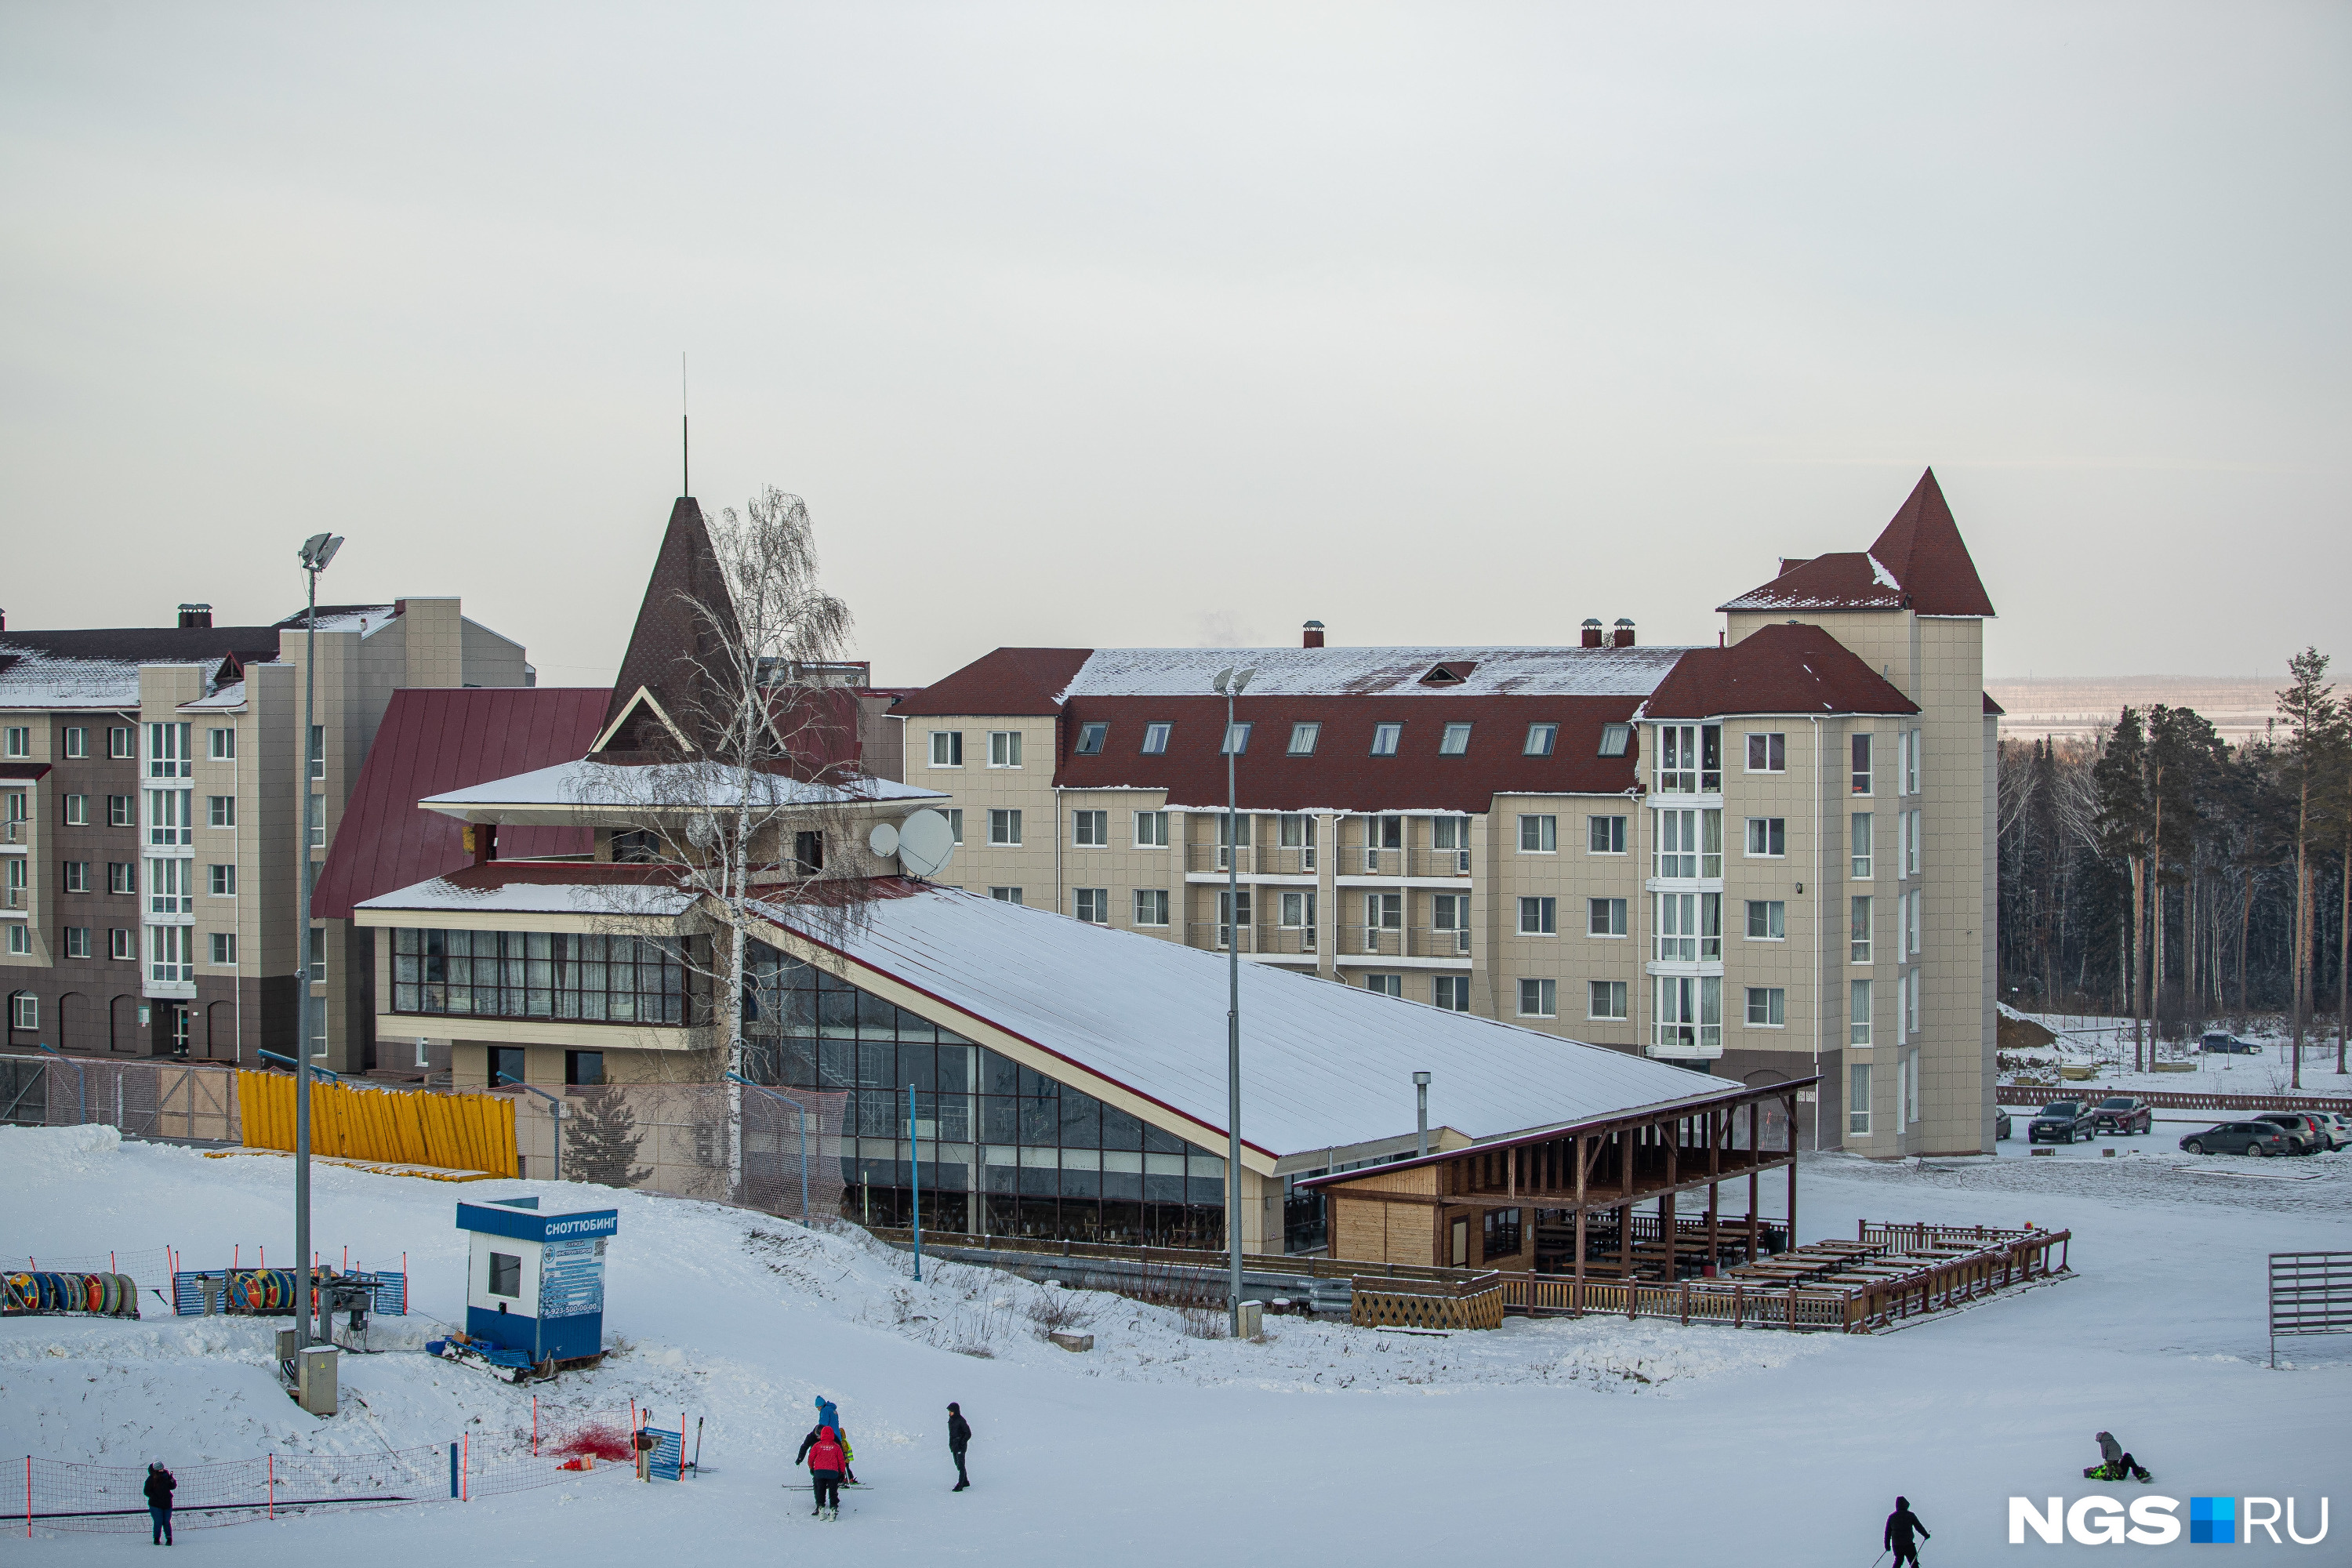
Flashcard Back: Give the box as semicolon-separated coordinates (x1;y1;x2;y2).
815;1397;858;1483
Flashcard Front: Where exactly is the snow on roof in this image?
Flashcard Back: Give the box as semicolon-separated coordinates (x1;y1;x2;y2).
419;758;946;818
179;681;248;711
1059;644;1688;702
0;652;145;710
357;876;695;917
753;884;1728;1160
270;604;398;635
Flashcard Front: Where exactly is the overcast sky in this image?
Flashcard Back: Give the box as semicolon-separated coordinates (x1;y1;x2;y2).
3;3;2345;689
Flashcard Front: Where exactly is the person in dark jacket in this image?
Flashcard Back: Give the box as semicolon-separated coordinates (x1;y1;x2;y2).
946;1402;971;1491
796;1424;847;1519
1883;1496;1928;1566
143;1462;176;1545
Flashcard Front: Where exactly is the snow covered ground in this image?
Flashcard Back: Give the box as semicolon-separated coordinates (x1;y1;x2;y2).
5;1124;2347;1563
2009;1009;2352;1102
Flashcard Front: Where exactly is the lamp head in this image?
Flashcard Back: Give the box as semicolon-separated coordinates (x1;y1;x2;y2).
299;533;345;572
1413;1071;1430;1087
1211;666;1234;695
1232;667;1256;693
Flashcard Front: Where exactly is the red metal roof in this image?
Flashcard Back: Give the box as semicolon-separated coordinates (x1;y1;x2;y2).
891;648;1091;717
311;687;612;920
1984;691;2005;716
1642;623;1918;720
1719;469;1994;618
1053;694;1647;813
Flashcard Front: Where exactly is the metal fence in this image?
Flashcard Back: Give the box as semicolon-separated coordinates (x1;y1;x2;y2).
508;1080;848;1225
0;1056;240;1142
1998;1084;2352;1113
2269;1251;2352;1367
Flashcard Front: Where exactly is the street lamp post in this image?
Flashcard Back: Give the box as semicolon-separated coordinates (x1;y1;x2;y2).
1212;665;1254;1338
292;532;343;1350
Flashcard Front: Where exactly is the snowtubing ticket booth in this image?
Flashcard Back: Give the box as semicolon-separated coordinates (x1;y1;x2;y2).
458;1196;617;1368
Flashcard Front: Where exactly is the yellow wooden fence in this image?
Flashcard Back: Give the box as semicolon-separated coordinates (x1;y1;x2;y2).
238;1073;517;1177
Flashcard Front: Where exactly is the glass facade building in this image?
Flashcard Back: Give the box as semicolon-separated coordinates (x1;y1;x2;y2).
742;939;1230;1245
390;928;695;1024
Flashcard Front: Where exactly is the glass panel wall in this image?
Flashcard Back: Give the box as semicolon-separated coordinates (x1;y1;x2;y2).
742;939;1229;1247
389;928;695;1023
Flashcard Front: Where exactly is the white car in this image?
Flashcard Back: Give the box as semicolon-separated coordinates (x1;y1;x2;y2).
2311;1112;2352;1152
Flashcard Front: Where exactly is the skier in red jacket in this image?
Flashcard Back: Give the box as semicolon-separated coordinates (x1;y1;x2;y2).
796;1424;847;1519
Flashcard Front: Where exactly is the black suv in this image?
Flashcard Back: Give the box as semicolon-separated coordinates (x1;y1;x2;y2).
2029;1101;2099;1144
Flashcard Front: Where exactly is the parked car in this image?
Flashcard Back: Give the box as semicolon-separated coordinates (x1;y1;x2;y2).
2091;1095;2154;1135
2029;1101;2099;1144
2255;1112;2328;1155
2200;1032;2261;1054
2312;1112;2352;1151
1996;1109;2013;1142
2180;1122;2291;1157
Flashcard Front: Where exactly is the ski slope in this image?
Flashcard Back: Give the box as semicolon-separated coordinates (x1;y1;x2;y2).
4;1124;2346;1563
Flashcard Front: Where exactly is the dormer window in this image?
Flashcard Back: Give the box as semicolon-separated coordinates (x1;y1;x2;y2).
1221;722;1253;755
1598;723;1632;758
1524;724;1557;757
1370;723;1402;757
1418;661;1475;685
1075;722;1107;755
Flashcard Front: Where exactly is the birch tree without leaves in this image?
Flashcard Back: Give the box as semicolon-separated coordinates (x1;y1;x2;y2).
578;487;873;1175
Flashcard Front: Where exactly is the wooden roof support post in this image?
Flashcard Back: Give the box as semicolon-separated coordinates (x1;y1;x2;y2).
1747;1101;1761;1264
1784;1094;1799;1248
1661;1116;1679;1277
1573;1133;1587;1284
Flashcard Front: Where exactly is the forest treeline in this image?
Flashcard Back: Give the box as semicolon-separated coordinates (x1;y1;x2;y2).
1995;649;2349;1081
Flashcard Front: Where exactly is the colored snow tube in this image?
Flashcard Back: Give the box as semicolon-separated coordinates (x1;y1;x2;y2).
2;1273;31;1312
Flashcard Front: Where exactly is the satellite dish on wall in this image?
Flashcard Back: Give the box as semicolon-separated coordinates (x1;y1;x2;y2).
868;822;901;858
894;809;956;878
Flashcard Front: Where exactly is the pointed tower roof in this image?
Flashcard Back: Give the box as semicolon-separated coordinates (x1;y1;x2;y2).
1718;468;1994;617
1865;469;1995;617
596;496;742;757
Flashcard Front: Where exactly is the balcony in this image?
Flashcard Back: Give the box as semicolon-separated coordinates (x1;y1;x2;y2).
1340;925;1471;960
1184;844;1319;877
1334;846;1472;878
1185;922;1318;956
2;886;24;910
1;820;26;844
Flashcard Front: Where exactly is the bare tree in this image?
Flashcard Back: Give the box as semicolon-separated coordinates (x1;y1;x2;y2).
578;487;881;1182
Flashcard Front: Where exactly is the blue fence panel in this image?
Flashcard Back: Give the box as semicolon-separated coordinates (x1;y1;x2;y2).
641;1428;681;1483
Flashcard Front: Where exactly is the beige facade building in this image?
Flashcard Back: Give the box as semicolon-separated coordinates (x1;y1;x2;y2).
0;598;528;1072
887;470;1999;1155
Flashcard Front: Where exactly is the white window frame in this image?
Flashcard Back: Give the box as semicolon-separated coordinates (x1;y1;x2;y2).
1518;896;1557;936
1517;978;1558;1018
1744;731;1786;773
987;731;1023;768
1905;1047;1921;1123
987;808;1022;846
1903;729;1922;796
5;928;26;958
1597;723;1632;757
1276;890;1316;930
1369;723;1402;757
928;730;963;768
1073;722;1107;756
1287;721;1319;756
147;789;193;847
64;794;89;826
1745;898;1785;941
1523;724;1557;757
1132;888;1170;927
1850;895;1872;964
1432;975;1472;1013
1220;721;1252;755
1906;888;1922;955
148;924;193;985
109;927;135;960
1363;974;1403;998
1744;816;1786;858
1587;979;1628;1021
1133;811;1169;848
64;927;90;960
1072;810;1109;848
1587;897;1628;938
1851;732;1874;796
6;991;34;1028
1849;1063;1872;1134
63;860;90;894
1849;978;1873;1047
63;726;87;760
108;726;134;760
1586;815;1626;855
2;727;28;759
1438;723;1472;756
988;887;1023;906
1073;887;1109;924
1904;810;1922;877
208;864;237;897
147;721;191;779
306;793;325;849
1851;811;1873;880
209;931;238;967
1141;723;1172;755
209;796;236;829
207;728;235;760
946;809;964;845
1745;986;1786;1027
1517;814;1557;854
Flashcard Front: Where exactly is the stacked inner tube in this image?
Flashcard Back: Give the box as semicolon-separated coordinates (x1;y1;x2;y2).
226;1268;299;1314
2;1271;141;1317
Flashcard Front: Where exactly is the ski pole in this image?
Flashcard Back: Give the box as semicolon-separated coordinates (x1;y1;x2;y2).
692;1417;702;1475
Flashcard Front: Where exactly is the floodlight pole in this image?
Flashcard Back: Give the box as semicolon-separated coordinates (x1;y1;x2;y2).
292;532;342;1349
1215;666;1254;1337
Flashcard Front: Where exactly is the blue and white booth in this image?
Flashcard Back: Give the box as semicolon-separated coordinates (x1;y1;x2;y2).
456;1196;617;1365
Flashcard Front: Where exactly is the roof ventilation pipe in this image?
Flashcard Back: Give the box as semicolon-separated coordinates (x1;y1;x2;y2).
1302;620;1325;649
178;603;213;630
1612;618;1636;648
1580;618;1603;649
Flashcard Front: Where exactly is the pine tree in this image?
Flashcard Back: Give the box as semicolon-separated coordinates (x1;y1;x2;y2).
566;1085;651;1189
2094;710;2153;1068
2276;649;2339;1090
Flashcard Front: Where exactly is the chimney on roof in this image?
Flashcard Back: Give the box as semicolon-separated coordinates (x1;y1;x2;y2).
177;604;212;630
1580;618;1603;649
1302;619;1326;649
1611;618;1635;648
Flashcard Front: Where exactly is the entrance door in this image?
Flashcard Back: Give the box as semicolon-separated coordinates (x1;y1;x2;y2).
1450;1217;1469;1268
